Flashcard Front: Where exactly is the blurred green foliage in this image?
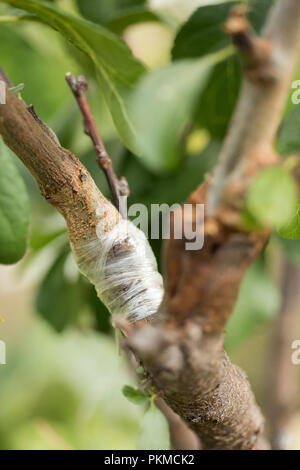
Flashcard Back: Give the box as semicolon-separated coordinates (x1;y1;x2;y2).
0;141;29;264
137;400;170;450
278;104;300;156
0;0;300;450
0;0;146;153
172;1;240;140
244;166;298;229
172;0;274;140
130;50;232;172
226;257;281;351
76;0;146;25
0;324;142;449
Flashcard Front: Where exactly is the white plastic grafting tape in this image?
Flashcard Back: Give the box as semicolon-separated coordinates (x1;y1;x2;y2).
71;219;164;321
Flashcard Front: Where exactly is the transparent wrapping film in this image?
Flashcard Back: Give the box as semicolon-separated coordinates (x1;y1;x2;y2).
71;219;164;321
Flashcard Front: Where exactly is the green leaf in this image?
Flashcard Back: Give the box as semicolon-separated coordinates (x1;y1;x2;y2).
122;385;148;405
104;7;160;35
8;83;24;94
136;365;146;375
124;140;220;206
137;403;170;450
76;0;146;24
194;56;241;140
244;166;298;228
172;0;274;140
36;249;84;332
172;1;238;140
130;49;232;173
277;235;300;265
277;202;300;240
172;2;235;60
277;105;300;156
248;0;275;32
88;284;112;334
226;259;280;351
0;140;29;264
0;0;146;153
30;228;66;253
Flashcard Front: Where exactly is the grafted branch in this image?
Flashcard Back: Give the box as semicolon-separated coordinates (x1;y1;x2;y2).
126;0;300;450
0;69;197;450
127;183;269;449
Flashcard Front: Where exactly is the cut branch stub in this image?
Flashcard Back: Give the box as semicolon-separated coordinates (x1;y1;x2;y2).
224;4;273;81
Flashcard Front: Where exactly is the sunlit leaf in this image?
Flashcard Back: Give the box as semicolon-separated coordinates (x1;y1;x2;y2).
0;0;146;153
122;385;148;405
244;166;298;228
130;49;232;173
277;202;300;240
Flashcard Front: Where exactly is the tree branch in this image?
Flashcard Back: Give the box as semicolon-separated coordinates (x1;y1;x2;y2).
208;0;300;214
126;0;300;450
65;72;129;218
0;75;121;245
127;182;269;449
0;69;198;450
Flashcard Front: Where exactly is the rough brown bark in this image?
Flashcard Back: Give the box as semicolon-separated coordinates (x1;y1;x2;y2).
0;84;268;449
0;72;199;450
127;0;300;450
127;182;269;449
0;78;121;244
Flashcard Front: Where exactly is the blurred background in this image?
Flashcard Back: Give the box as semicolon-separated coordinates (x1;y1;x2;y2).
0;0;300;450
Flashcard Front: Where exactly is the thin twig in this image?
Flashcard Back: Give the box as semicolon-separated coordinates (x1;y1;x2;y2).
65;73;129;218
